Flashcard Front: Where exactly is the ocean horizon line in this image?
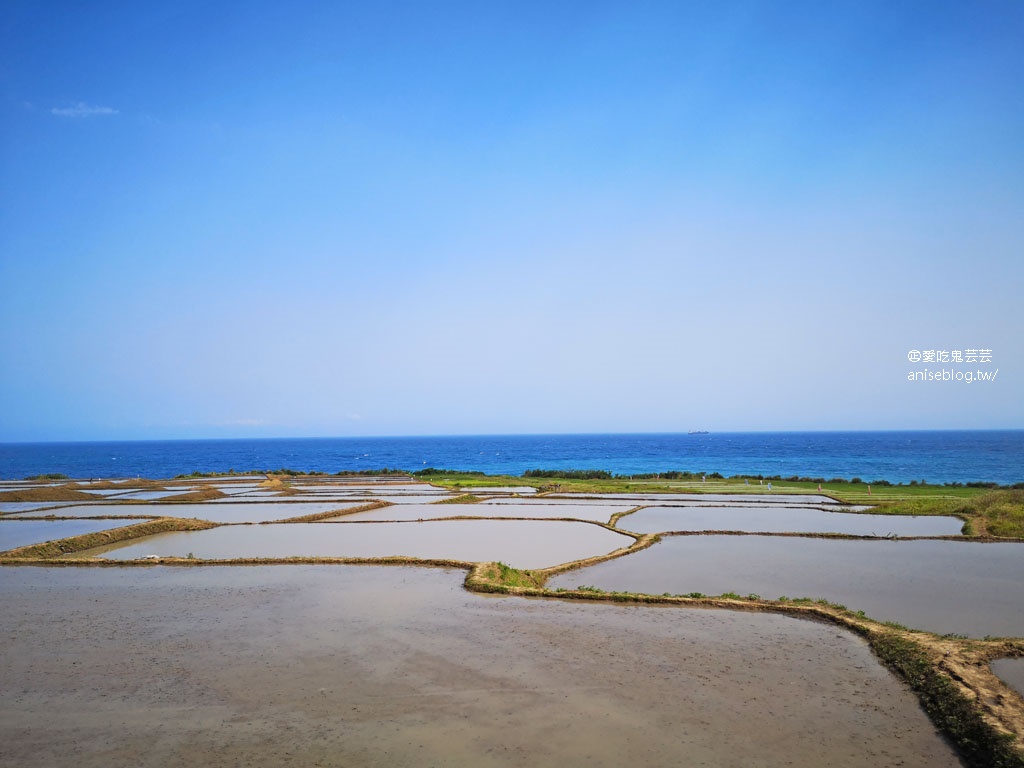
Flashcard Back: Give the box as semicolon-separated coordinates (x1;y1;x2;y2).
4;431;1022;484
3;427;1023;447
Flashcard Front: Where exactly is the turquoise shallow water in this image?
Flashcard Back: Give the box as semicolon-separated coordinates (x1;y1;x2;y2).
1;431;1022;484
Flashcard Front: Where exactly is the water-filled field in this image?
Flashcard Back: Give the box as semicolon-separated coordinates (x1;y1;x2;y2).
548;536;1024;637
336;502;633;523
0;519;140;551
82;519;635;570
1;502;77;514
11;502;364;524
550;492;839;504
991;658;1024;698
0;566;961;768
2;473;1023;766
615;505;964;536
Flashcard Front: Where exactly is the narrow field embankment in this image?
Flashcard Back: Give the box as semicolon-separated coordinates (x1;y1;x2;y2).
275;500;392;522
0;518;218;559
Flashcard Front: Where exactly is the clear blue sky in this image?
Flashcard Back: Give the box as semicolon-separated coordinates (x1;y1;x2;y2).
2;1;1022;441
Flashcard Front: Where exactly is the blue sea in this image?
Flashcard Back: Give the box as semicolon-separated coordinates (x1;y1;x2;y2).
1;431;1022;485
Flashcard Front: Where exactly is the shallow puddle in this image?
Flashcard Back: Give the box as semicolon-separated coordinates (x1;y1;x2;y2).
617;506;964;536
333;502;631;523
547;536;1024;637
83;520;634;570
13;502;363;524
990;658;1024;699
0;566;960;768
0;519;141;552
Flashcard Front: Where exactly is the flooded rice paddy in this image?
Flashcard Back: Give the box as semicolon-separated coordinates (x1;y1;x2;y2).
207;484;266;495
337;493;456;504
258;494;451;504
0;566;960;768
268;483;448;495
0;519;140;552
0;501;76;514
207;491;289;501
12;502;364;524
107;490;195;501
616;505;964;535
336;501;633;523
550;492;839;504
223;490;287;498
548;535;1024;637
459;485;538;494
991;658;1024;699
482;496;641;507
82;519;635;570
6;504;158;519
3;475;1024;765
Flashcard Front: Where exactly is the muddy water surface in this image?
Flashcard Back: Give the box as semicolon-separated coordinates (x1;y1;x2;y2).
285;482;442;493
0;519;140;551
460;486;537;494
348;494;455;504
84;520;634;570
0;502;77;515
618;505;964;536
0;566;959;768
551;492;839;504
111;490;195;501
483;497;637;507
549;536;1024;637
336;502;632;523
991;658;1024;698
13;502;362;524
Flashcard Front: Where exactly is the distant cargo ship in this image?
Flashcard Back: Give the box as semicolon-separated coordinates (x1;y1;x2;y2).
688;430;709;435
